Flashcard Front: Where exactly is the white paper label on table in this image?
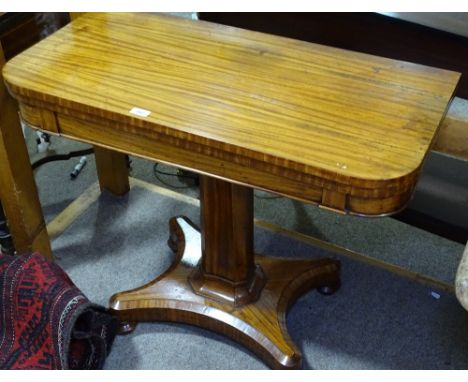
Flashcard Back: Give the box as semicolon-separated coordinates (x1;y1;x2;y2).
129;107;151;117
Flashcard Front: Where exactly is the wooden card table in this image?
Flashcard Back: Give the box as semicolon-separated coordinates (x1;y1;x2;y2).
1;13;460;369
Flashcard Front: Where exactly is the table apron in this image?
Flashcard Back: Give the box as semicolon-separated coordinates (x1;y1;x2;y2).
18;103;416;216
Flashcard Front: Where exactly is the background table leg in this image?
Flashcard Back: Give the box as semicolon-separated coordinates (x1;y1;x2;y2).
94;146;130;196
0;42;52;258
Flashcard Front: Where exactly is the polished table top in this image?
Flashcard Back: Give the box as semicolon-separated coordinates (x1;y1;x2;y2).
1;12;462;369
3;12;460;215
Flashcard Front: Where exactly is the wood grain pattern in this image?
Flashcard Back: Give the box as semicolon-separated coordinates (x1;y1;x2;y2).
0;42;52;258
191;176;265;306
70;10;132;196
3;12;460;215
199;12;468;99
110;215;340;369
69;13;86;21
0;15;460;368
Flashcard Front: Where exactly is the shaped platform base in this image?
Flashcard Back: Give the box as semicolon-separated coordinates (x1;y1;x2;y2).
109;216;340;369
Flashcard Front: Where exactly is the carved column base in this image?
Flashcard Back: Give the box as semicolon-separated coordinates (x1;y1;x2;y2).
189;263;266;307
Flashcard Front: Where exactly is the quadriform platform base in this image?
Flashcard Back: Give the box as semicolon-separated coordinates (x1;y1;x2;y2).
110;176;340;369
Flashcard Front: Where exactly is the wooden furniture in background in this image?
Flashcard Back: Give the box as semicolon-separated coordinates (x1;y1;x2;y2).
0;13;70;259
0;13;69;61
1;13;459;368
0;43;52;258
0;12;129;258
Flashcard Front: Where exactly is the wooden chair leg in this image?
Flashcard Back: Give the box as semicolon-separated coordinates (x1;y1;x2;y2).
0;43;52;259
94;146;130;196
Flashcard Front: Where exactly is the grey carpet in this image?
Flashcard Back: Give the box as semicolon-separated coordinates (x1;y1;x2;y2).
51;187;468;370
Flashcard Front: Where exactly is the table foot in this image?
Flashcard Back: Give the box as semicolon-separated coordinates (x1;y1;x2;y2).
317;281;341;296
110;216;340;369
118;321;137;335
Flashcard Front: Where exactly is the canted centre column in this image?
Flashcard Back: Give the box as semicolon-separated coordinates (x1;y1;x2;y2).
190;176;265;306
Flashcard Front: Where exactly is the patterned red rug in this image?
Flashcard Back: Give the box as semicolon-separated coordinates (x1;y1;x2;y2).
0;252;118;369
